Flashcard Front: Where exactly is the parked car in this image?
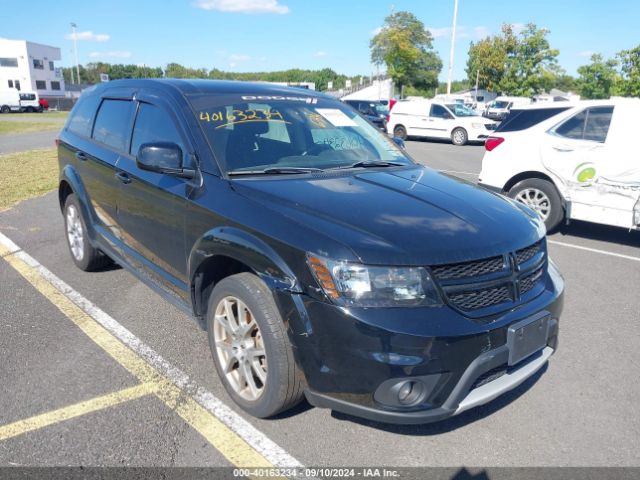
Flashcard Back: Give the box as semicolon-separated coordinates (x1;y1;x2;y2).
58;79;563;424
19;91;42;112
0;88;21;113
343;99;388;131
39;98;49;111
387;99;498;145
484;96;531;121
480;99;640;231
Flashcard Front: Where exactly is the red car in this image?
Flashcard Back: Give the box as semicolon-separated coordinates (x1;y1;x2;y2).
39;98;49;111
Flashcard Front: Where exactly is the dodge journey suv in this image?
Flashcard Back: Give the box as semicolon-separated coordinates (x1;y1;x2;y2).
57;79;564;424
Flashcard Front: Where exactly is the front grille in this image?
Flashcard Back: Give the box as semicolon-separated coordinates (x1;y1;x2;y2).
520;267;544;295
448;285;512;311
431;239;547;317
431;255;504;280
516;240;542;265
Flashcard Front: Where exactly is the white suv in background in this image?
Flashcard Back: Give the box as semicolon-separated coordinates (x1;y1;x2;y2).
479;99;640;231
387;100;498;146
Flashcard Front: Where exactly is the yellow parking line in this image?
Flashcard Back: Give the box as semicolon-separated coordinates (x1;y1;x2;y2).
0;245;273;470
0;383;156;442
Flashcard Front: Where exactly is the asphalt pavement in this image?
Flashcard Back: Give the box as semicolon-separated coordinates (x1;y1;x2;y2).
0;138;639;469
0;130;59;154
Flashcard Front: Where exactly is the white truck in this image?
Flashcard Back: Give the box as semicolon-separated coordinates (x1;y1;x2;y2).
387;99;498;146
479;99;640;231
0;89;21;113
484;96;532;121
19;91;42;112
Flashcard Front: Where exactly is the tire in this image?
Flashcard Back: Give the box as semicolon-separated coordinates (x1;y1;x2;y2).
206;273;304;418
393;124;407;140
27;107;34;113
508;178;564;232
451;127;468;146
63;194;111;271
1;105;10;114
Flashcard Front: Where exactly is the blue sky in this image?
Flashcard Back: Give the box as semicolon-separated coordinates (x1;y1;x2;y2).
2;0;638;81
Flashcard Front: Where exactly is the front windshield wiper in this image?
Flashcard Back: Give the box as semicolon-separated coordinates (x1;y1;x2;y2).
228;167;324;176
329;160;407;170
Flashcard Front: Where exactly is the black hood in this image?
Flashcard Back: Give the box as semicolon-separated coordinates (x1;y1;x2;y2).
233;166;544;266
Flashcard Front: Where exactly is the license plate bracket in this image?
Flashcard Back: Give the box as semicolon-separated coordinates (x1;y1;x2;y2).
507;312;550;366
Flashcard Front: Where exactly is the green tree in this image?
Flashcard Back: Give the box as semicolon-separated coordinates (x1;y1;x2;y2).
370;11;442;94
466;23;559;96
576;54;620;99
616;45;640;97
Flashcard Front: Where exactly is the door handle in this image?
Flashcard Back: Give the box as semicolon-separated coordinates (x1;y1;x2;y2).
75;151;87;161
115;172;132;184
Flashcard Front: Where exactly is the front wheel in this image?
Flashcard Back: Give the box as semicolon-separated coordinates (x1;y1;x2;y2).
206;273;304;418
508;178;564;232
1;105;10;114
451;127;468;146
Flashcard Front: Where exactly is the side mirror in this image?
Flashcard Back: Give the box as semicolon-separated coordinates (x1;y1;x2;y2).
136;142;195;179
391;136;406;150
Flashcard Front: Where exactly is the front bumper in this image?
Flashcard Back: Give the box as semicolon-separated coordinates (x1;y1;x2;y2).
276;263;564;424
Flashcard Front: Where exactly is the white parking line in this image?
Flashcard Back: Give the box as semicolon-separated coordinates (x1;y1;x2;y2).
0;231;302;468
548;240;640;263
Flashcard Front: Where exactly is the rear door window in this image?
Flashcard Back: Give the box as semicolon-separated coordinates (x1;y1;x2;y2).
130;103;184;156
554;106;613;143
92;99;135;152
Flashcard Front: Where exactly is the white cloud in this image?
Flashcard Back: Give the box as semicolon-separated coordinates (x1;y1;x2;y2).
428;25;491;40
194;0;289;14
65;30;110;42
88;51;132;59
229;53;251;62
578;50;596;57
314;51;328;57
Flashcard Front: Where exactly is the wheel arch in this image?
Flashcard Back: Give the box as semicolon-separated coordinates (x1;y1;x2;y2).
58;165;97;238
503;170;560;196
188;227;301;318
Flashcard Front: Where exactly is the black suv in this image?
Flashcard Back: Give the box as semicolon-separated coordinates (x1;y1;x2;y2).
343;99;388;131
57;79;564;424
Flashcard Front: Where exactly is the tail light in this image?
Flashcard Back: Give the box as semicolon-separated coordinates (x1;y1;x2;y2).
485;136;504;152
54;137;60;147
385;114;390;123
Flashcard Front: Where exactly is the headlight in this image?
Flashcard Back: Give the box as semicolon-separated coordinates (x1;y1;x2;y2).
471;122;484;129
307;255;442;307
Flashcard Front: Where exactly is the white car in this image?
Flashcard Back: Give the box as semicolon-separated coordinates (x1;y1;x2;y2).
479;99;640;231
19;91;42;112
484;96;531;121
387;100;498;146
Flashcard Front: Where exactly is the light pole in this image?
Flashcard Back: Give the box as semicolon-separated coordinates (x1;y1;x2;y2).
71;23;81;85
446;0;459;95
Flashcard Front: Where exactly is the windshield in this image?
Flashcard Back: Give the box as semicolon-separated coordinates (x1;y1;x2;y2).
374;104;389;115
189;94;413;174
445;104;478;117
493;101;510;109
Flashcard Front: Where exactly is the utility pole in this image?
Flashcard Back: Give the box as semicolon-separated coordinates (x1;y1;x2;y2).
71;23;81;85
475;69;479;106
446;0;459;95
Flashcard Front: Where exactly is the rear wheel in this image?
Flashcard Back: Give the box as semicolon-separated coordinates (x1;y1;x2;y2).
393;125;407;140
63;194;111;271
508;178;564;232
207;273;304;418
451;127;468;146
1;105;10;114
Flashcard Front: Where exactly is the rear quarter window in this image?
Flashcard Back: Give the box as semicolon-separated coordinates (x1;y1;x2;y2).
66;95;101;137
495;107;570;133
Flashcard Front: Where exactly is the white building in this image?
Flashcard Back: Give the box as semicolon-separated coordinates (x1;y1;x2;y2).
0;38;65;97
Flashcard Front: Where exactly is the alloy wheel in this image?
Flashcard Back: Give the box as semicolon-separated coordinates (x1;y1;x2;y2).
516;188;551;220
213;296;267;401
66;204;85;261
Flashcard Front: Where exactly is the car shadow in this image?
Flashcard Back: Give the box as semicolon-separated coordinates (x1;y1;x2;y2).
328;364;548;435
553;220;640;249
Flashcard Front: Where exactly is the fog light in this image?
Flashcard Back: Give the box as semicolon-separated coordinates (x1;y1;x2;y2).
397;381;425;405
